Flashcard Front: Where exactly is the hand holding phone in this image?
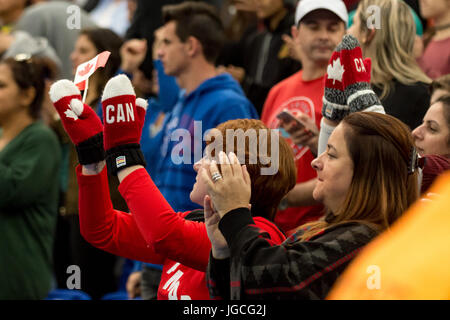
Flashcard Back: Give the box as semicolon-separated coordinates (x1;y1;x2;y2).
276;109;309;134
276;109;318;153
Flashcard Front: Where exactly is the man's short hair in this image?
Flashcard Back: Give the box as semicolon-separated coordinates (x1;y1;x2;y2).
162;1;225;64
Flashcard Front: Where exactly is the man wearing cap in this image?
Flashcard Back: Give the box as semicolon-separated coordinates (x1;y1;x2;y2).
261;0;347;235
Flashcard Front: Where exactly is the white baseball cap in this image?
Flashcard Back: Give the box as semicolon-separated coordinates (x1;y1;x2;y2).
295;0;348;26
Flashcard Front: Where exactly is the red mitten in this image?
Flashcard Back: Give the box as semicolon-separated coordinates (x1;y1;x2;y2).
49;80;105;164
101;74;148;175
337;35;384;114
322;50;349;121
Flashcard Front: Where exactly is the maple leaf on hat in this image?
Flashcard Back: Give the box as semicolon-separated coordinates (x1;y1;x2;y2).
327;57;345;85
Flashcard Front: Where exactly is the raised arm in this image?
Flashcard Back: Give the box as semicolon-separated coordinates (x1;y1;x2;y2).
77;163;165;264
318;35;384;154
117;166;211;271
49;78;164;264
100;75;211;271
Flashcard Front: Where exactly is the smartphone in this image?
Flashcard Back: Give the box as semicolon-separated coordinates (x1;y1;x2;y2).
276;109;305;130
276;109;312;137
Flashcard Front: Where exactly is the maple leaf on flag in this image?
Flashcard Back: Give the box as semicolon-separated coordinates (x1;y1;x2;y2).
327;57;345;85
78;63;93;77
64;108;79;121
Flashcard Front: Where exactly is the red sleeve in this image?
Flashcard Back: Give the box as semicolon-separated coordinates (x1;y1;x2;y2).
118;168;211;272
76;165;165;265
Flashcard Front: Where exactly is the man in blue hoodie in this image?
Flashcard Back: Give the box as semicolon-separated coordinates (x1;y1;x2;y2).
122;2;257;212
156;2;257;212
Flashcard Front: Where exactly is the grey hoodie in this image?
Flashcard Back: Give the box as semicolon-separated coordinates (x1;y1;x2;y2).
15;2;96;79
4;30;62;73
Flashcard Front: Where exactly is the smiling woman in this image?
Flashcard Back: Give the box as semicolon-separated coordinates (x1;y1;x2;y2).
299;112;419;241
202;112;419;299
311;124;353;214
311;112;419;236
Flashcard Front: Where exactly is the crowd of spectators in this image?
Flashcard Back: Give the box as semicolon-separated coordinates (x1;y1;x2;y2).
0;0;449;300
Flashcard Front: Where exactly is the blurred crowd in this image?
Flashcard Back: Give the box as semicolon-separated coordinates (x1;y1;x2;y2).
0;0;449;300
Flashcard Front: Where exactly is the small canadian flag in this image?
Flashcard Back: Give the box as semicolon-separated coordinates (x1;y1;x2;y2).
74;51;111;90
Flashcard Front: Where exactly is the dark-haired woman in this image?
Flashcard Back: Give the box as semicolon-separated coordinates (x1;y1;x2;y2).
412;95;450;193
70;28;124;114
203;112;420;299
0;56;61;299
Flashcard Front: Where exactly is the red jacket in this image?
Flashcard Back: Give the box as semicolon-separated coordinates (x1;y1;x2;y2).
76;165;285;300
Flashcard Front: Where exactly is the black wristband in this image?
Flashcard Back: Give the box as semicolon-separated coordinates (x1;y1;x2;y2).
75;132;106;165
105;143;146;176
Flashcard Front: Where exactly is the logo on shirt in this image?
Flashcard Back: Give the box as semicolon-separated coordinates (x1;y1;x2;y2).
162;263;192;300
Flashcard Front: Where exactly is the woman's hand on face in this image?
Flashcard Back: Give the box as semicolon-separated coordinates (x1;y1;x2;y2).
199;151;251;219
203;195;229;259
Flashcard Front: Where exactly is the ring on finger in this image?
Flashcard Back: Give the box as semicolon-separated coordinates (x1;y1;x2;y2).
211;172;223;183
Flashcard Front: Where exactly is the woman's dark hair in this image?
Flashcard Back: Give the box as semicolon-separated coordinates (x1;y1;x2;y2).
434;94;450;146
1;56;58;119
299;112;419;240
79;28;123;96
